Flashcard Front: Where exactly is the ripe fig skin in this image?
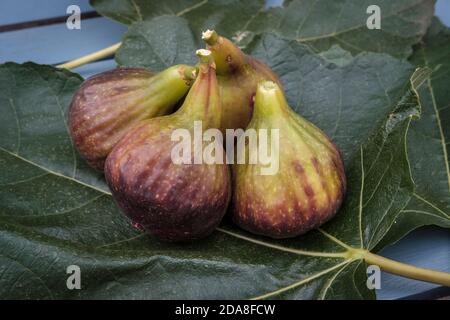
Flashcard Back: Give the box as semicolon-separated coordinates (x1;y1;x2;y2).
232;81;346;239
202;30;282;132
69;65;196;171
105;51;231;242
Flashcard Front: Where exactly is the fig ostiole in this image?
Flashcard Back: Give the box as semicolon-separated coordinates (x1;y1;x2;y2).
105;50;231;242
202;30;282;132
232;81;346;239
69;65;196;171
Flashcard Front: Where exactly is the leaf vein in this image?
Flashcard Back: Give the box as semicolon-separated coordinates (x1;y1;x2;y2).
250;260;352;300
217;227;348;258
0;147;111;196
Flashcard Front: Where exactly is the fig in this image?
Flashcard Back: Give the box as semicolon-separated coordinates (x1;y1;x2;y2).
105;50;231;242
232;81;346;239
202;30;282;132
69;65;196;171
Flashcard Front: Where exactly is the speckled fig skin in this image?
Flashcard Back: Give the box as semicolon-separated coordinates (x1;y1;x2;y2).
69;65;196;171
105;51;231;242
232;81;346;239
202;30;282;132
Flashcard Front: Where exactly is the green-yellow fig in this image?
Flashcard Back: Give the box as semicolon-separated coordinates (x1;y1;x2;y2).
232;81;346;239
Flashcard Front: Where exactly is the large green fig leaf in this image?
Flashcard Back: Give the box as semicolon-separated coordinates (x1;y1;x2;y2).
0;50;425;299
90;0;265;40
375;18;450;250
247;0;435;58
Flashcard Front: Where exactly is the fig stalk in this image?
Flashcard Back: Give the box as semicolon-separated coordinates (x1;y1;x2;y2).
202;30;247;75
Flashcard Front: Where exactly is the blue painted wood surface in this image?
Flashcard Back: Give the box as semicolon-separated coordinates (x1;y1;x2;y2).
436;0;450;25
0;17;126;65
0;0;449;300
0;0;92;25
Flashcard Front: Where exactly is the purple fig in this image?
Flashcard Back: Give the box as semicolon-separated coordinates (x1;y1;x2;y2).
69;65;196;171
202;30;282;132
232;81;346;239
105;50;231;242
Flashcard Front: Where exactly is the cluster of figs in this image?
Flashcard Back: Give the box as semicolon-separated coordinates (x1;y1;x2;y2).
69;30;346;242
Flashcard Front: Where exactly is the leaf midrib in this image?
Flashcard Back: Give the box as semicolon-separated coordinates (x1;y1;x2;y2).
216;227;348;258
0;147;110;196
421;47;450;193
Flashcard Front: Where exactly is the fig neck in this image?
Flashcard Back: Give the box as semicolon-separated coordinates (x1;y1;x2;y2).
176;55;221;129
149;64;196;105
253;81;290;121
202;30;247;75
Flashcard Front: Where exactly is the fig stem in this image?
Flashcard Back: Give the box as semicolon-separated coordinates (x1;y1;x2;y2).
176;49;221;128
195;49;216;73
202;30;247;75
196;49;214;64
202;29;219;45
56;42;121;70
358;249;450;286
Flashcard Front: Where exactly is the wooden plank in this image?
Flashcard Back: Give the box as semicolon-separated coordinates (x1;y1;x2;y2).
436;0;450;26
0;18;126;65
75;58;118;77
266;0;283;8
0;0;92;26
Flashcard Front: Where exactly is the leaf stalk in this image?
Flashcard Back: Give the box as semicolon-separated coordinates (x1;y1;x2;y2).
356;249;450;286
56;42;121;70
